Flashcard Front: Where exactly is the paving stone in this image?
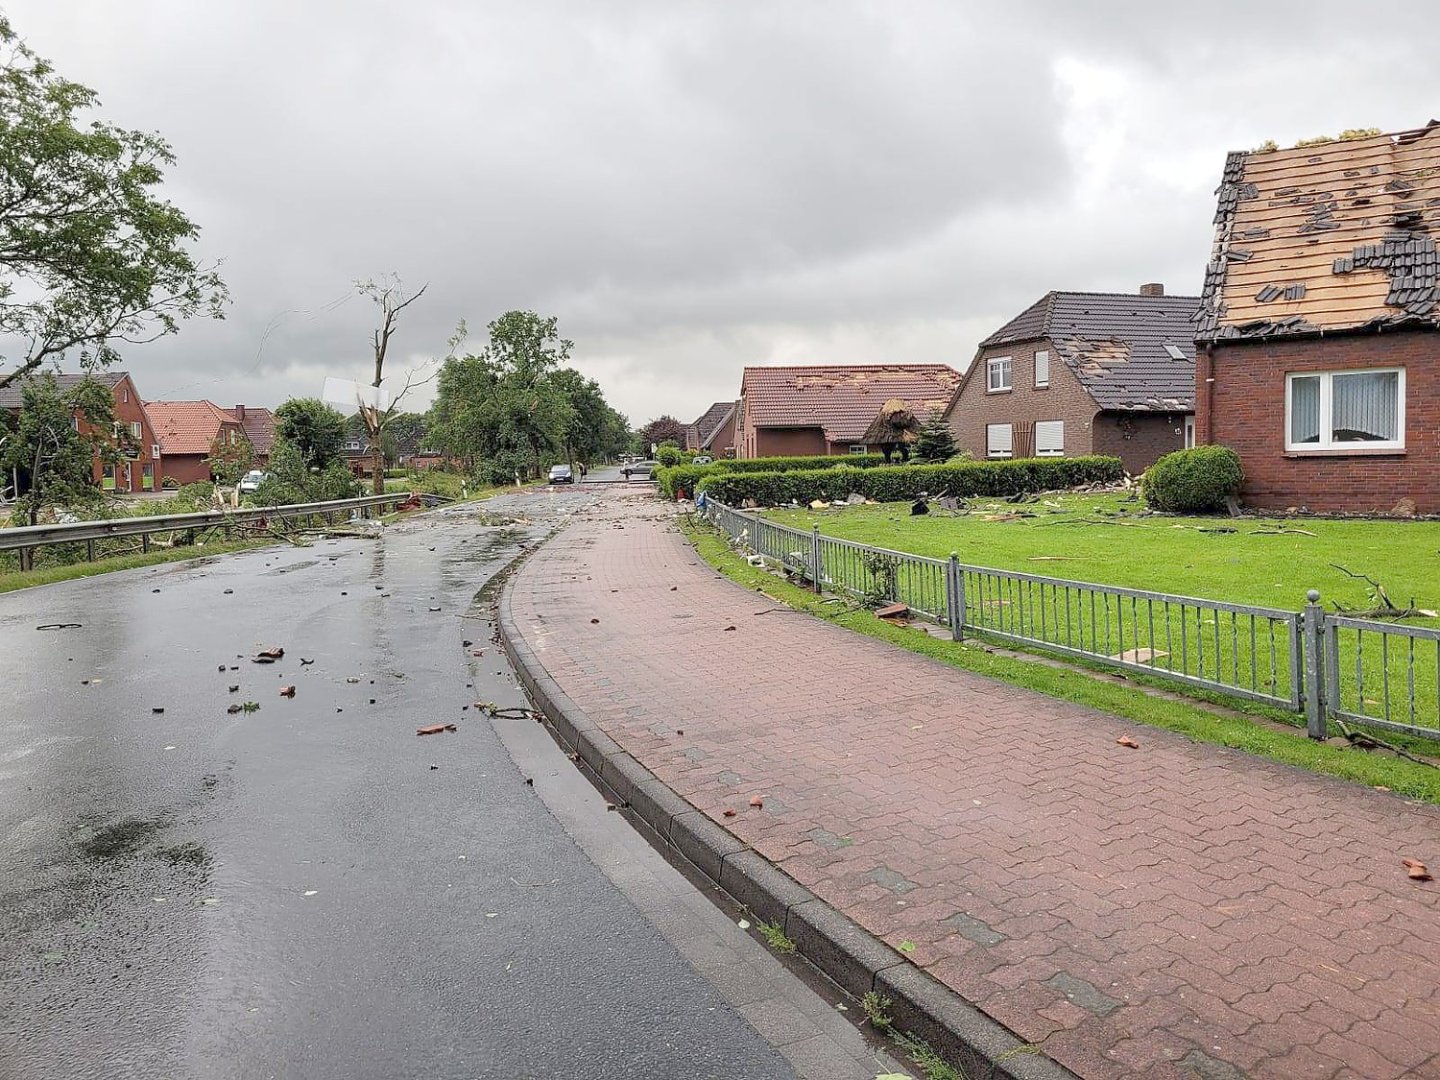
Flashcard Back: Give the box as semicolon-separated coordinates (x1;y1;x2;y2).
503;493;1440;1080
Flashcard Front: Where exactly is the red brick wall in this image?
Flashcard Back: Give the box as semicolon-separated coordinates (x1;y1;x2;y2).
949;340;1097;459
1200;330;1440;513
81;375;160;493
159;454;214;487
1092;413;1187;475
753;427;830;457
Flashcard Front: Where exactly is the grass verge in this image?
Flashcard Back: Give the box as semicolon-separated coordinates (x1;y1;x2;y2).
0;539;269;595
682;516;1440;804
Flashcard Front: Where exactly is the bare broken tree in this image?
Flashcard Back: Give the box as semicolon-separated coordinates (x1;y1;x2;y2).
356;276;434;495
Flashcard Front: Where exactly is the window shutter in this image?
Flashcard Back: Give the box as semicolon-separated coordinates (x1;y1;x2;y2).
1035;420;1064;456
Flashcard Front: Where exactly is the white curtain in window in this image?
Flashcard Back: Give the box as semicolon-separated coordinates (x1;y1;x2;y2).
1331;371;1398;441
1290;376;1320;444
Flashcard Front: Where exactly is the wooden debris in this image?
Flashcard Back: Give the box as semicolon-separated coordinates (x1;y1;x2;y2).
1403;858;1433;882
416;723;458;736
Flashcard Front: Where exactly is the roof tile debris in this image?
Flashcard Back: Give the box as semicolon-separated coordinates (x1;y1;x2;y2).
1197;121;1440;342
741;364;961;443
979;291;1199;411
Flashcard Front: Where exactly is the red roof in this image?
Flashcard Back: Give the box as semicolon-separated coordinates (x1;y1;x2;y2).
740;364;962;443
145;400;242;455
226;406;276;455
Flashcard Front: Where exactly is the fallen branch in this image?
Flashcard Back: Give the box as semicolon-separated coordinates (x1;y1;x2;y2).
1332;717;1439;769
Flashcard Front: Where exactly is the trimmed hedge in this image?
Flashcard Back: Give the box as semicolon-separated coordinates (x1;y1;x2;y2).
700;456;1124;506
1143;446;1244;513
656;453;891;496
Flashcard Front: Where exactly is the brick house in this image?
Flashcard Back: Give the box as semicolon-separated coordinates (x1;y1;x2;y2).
145;400;250;486
225;405;276;466
947;288;1198;474
685;400;739;456
736;365;961;458
0;370;163;494
1196;122;1440;514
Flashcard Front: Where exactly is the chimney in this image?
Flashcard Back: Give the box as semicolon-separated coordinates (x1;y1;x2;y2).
1139;283;1165;297
235;404;245;420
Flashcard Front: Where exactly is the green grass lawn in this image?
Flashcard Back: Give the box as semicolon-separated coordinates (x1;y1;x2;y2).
760;494;1440;738
765;493;1440;612
683;516;1440;803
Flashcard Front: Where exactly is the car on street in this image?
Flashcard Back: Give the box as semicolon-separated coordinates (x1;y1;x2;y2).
621;460;657;480
692;455;713;465
548;464;574;484
239;469;271;494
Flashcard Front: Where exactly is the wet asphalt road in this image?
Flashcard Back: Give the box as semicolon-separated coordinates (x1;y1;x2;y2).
0;493;800;1080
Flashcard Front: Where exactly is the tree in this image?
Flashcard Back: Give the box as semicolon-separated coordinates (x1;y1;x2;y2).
0;373;115;525
912;410;957;464
274;398;346;472
204;431;254;485
549;367;630;467
353;275;445;494
0;17;228;389
638;415;687;452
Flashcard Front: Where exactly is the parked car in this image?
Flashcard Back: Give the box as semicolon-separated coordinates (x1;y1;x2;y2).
547;464;574;484
692;455;713;465
238;470;272;494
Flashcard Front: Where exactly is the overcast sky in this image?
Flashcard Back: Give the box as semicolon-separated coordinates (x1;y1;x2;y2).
9;1;1438;427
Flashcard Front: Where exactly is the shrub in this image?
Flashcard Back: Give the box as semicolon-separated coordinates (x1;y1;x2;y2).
700;456;1123;506
655;445;690;468
1142;446;1243;513
655;453;891;497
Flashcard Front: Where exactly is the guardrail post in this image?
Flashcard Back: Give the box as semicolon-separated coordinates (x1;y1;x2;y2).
948;553;965;641
86;539;95;562
19;546;32;572
1302;589;1326;739
810;524;822;593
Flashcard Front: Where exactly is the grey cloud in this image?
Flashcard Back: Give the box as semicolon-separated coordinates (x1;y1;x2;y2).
6;1;1437;424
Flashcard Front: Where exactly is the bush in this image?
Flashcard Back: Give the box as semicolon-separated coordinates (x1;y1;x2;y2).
655;453;891;497
700;456;1124;507
655;445;690;468
1142;446;1243;513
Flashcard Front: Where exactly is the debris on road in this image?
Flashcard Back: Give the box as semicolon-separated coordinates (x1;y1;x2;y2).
1117;735;1141;749
749;795;764;808
228;685;239;692
279;686;296;698
253;646;285;663
152;707;164;714
35;623;82;631
1403;858;1433;881
416;723;458;736
299;658;315;666
723;809;737;818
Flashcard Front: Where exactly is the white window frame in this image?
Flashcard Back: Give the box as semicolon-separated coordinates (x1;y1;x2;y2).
129;421;142;439
986;356;1012;393
986;423;1013;459
1034;420;1064;457
151;444;162;459
1034;350;1050;389
849;444;868;455
1284;368;1405;452
1183;416;1195;449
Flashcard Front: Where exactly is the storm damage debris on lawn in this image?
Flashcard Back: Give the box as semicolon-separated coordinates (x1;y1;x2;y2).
874;602;909;620
416;723;458;736
1117;735;1141;749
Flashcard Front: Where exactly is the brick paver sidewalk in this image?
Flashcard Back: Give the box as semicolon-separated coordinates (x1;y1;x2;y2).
508;493;1440;1079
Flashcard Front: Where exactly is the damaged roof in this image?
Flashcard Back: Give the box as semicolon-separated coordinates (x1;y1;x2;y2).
978;291;1199;411
690;400;737;448
741;364;961;443
225;406;276;456
1197;122;1440;342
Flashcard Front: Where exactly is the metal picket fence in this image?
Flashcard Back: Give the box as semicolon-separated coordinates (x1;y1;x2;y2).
705;501;1440;740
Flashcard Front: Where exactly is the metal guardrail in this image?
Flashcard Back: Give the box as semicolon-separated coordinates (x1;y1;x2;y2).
0;493;409;570
707;501;1439;740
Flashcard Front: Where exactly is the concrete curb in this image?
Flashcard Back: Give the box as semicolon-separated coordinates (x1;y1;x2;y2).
497;565;1079;1080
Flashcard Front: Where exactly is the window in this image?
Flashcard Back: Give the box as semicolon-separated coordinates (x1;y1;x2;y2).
986;423;1013;459
849;444;868;455
129;421;142;439
1164;343;1188;361
1034;350;1050;388
1035;420;1064;456
152;444;161;459
1286;369;1404;451
986;356;1012;393
1183;416;1195;449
